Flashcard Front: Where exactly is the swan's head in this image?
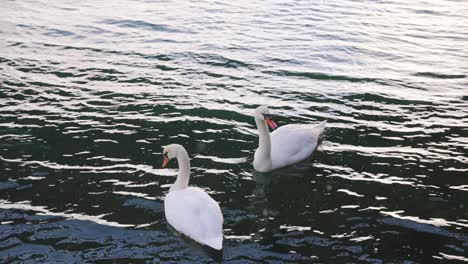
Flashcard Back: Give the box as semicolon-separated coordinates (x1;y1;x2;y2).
162;144;183;168
254;105;278;130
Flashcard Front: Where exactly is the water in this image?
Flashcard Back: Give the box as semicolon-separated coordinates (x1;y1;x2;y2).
1;0;467;262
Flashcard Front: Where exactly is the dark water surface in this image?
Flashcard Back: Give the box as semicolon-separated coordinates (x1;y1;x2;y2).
1;0;468;263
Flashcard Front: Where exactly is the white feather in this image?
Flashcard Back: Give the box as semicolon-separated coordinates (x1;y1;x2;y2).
165;187;223;250
270;122;325;169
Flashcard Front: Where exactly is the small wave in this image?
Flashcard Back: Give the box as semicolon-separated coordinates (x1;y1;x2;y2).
381;211;468;229
195;155;247;164
113;191;157;200
99;19;189;34
263;69;376;83
0;200;132;227
187;52;253;69
414;72;466;79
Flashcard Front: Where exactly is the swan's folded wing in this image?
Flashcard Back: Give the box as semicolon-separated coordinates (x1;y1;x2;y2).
164;187;223;249
270;124;321;168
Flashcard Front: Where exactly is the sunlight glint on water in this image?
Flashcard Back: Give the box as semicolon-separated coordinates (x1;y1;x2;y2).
0;0;467;262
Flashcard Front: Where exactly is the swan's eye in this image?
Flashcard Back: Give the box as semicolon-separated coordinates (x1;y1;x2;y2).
262;114;271;119
163;152;169;158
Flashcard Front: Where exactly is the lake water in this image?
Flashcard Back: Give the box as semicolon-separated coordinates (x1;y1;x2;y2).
1;0;467;263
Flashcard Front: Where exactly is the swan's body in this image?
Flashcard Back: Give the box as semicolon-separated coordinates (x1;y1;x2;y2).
253;106;326;172
165;187;223;250
162;144;223;250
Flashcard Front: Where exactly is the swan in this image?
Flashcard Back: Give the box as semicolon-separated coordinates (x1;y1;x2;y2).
253;105;326;172
162;144;223;250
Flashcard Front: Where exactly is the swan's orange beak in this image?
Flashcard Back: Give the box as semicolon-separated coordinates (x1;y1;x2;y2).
162;154;169;168
265;117;278;130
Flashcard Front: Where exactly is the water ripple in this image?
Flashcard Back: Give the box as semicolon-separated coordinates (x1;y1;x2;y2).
1;0;467;262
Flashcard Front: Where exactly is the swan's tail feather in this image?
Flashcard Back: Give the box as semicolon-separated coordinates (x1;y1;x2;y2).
203;236;223;250
315;120;327;148
316;120;327;135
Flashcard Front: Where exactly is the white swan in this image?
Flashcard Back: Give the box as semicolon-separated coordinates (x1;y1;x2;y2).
253;105;326;172
162;144;223;250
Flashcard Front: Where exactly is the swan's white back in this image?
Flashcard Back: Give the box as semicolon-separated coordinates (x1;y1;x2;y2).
165;187;223;250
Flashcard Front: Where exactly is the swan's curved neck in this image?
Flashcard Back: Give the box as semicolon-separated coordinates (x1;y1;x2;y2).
171;148;191;191
255;117;271;162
